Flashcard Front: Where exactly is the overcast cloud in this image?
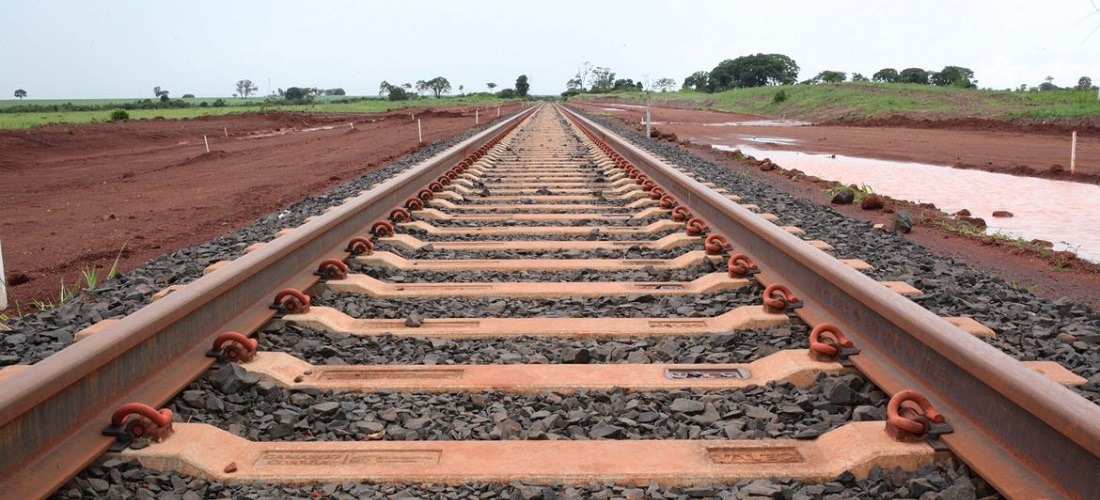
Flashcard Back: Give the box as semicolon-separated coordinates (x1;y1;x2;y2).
3;0;1098;99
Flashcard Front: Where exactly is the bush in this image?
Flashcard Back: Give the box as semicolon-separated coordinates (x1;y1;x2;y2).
108;109;130;121
388;87;410;101
199;101;209;107
772;89;788;103
212;99;226;107
181;93;196;98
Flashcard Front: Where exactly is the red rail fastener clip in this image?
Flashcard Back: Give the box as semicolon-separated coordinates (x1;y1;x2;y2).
704;234;732;255
206;331;259;364
659;195;677;209
417;188;435;202
685;217;709;236
346;236;374;256
315;258;349;280
727;253;759;278
371;221;395;237
405;197;424;211
886;390;953;450
429;181;445;193
650;187;666;200
763;283;802;312
671;206;693;222
808;323;860;366
271;288;310;315
102;403;174;451
389;208;411;223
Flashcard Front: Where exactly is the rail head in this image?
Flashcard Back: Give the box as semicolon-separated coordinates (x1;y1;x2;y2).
561;104;1100;499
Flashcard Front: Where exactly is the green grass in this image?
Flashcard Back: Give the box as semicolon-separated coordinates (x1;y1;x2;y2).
576;83;1100;122
0;95;513;129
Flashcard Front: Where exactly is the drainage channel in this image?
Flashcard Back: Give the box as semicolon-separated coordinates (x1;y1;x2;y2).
3;104;1096;498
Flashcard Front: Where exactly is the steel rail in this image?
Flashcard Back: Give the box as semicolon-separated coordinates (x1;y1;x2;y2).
0;105;536;499
562;105;1100;499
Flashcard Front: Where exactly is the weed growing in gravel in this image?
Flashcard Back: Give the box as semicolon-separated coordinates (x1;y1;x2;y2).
13;241;128;313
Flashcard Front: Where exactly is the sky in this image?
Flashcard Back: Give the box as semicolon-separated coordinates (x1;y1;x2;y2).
3;0;1099;100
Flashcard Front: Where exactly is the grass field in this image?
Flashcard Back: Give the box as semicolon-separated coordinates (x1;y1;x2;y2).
0;95;512;129
577;83;1100;122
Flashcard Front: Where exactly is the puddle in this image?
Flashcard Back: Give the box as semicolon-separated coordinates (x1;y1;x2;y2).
704;120;812;127
740;136;800;145
714;144;1100;262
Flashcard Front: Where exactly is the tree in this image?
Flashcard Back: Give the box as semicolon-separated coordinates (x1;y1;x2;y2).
13;89;26;99
930;66;975;88
681;71;709;91
415;80;428;97
284;87;309;100
588;66;617;93
574;62;593;91
498;88;517;98
324;88;346;96
1039;77;1058;91
898;67;929;84
1077;76;1094;90
423;76;451;98
611;78;640;91
379;81;395;97
487;82;497;92
515;75;530;97
851;73;869;82
153;86;170;101
458;84;464;95
813;70;847;83
707;53;799;91
236;79;258;98
872;68;899;83
388;87;410;101
654;78;677;92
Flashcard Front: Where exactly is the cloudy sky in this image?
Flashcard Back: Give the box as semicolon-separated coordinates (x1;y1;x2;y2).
4;0;1098;99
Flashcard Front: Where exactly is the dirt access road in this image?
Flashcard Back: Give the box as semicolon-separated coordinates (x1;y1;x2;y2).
0;103;526;313
571;100;1100;309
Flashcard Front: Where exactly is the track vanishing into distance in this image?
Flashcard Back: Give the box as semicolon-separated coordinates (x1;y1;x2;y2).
1;104;1099;499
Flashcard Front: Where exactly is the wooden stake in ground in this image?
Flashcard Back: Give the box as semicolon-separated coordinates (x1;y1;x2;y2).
1071;130;1077;175
0;236;7;310
417;119;422;144
204;135;210;153
476;109;479;125
223;127;228;138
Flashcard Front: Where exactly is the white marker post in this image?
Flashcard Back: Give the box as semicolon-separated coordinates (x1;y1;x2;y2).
417;119;423;144
475;109;479;125
1071;131;1078;175
645;91;652;139
0;236;7;310
497;106;501;117
204;135;210;153
223;127;228;138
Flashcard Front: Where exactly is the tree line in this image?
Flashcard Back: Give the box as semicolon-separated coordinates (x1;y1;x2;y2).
562;62;677;97
378;75;529;101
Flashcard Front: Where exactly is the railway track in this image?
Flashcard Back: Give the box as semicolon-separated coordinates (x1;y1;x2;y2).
1;103;1099;498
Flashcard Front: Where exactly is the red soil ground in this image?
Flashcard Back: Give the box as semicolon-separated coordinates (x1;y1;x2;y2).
571;101;1100;310
0;103;525;313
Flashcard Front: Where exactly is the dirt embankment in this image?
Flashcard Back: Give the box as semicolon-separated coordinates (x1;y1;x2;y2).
1;103;526;313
